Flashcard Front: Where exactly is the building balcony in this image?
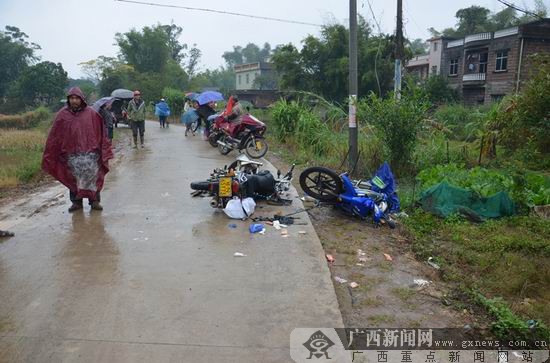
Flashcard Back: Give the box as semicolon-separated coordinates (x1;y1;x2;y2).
463;73;486;82
447;39;464;48
494;26;519;39
464;32;492;44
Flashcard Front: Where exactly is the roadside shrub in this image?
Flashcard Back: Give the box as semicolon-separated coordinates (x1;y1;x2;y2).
271;100;306;141
433;104;487;141
489;54;550;156
0;106;51;129
359;93;429;175
162;87;185;121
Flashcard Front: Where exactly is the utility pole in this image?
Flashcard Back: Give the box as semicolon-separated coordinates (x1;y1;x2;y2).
349;0;358;171
394;0;404;99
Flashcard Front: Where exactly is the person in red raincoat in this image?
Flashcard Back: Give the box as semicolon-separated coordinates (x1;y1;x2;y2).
42;87;113;212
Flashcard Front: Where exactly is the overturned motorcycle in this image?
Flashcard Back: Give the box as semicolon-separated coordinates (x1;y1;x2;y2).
299;163;400;228
190;155;295;211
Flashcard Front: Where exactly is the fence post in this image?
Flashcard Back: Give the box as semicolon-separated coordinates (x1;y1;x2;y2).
478;136;485;166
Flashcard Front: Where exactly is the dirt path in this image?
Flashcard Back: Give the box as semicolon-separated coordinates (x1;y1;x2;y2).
267;151;474;330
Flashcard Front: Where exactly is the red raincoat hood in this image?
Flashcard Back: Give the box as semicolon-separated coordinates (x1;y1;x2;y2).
66;87;87;108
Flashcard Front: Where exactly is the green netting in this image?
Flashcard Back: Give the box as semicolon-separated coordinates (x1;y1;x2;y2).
420;181;516;219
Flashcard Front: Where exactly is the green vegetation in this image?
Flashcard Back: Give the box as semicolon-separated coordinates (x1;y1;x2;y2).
267;53;550;336
0;107;52;190
0;26;68;113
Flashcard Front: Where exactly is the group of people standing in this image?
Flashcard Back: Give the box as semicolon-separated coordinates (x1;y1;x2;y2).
41;87;245;213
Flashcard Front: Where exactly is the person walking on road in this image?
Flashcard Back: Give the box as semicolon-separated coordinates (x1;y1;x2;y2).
42;87;113;212
127;90;146;148
98;102;115;141
196;101;216;139
155;98;171;128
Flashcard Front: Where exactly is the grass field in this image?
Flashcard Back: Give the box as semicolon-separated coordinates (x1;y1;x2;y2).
0;108;52;193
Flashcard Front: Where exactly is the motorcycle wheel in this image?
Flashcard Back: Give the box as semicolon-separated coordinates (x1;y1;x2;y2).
190;181;213;191
208;132;220;148
217;136;232;155
299;166;343;202
245;138;268;159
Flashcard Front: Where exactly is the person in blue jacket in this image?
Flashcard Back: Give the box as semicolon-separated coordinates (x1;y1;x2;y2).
155;98;171;128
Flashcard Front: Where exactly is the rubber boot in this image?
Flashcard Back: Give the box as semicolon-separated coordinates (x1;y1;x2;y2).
90;201;103;211
68;201;83;213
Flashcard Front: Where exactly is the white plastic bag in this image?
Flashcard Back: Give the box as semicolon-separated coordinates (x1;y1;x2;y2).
223;197;256;219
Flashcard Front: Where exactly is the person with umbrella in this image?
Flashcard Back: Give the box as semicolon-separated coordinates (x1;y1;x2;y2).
93;97;115;141
196;91;224;139
155;98;171;128
181;100;200;136
42;87;113;212
127;90;146;148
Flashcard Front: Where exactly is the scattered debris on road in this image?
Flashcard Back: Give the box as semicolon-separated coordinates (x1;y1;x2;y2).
326;254;335;264
412;279;431;288
0;230;15;238
427;257;441;270
334;276;348;284
234;252;247;257
349;282;359;288
383;253;393;261
249;223;265;234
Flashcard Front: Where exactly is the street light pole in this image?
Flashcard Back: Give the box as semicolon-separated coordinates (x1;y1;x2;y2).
349;0;358;171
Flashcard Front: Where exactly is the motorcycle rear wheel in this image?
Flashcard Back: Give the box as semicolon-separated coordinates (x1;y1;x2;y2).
245;138;268;159
190;181;214;191
299;167;343;202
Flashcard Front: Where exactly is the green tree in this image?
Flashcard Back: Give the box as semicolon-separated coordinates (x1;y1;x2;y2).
271;19;396;101
189;67;234;94
0;26;40;99
408;38;428;56
12;61;68;106
455;6;491;35
159;23;187;64
115;25;171;73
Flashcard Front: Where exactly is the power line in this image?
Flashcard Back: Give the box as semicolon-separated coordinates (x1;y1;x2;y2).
496;0;544;19
114;0;323;27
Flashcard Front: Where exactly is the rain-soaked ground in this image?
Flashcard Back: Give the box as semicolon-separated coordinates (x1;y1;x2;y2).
0;122;343;362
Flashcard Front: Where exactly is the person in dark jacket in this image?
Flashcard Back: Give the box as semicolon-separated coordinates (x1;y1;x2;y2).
196;101;216;139
98;103;115;140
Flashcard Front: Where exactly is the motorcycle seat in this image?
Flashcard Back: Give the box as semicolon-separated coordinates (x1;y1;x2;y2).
242;171;276;197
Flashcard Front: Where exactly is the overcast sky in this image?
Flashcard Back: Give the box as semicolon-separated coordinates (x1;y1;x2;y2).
1;0;547;78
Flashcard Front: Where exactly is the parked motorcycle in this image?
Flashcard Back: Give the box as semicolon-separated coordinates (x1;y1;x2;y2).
208;114;269;158
299;164;399;228
190;160;294;208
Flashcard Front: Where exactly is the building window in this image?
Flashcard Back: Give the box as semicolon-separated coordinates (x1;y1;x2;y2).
496;50;508;71
491;94;505;102
449;59;459;76
238;75;241;85
479;52;488;73
433;42;438;51
246;74;249;84
431;65;438;75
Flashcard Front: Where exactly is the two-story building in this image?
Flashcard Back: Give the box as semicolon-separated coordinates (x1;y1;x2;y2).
406;19;550;105
233;62;279;108
443;18;550;105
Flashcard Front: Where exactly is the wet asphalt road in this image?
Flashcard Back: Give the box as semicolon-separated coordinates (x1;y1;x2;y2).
0;122;343;362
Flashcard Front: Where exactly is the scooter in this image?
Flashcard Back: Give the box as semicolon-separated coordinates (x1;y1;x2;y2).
210;114;269;159
299;164;399;228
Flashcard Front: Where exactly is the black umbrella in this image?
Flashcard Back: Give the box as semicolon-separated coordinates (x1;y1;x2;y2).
111;89;134;99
